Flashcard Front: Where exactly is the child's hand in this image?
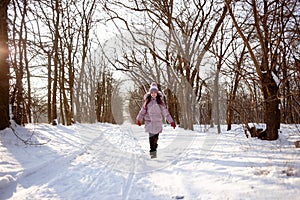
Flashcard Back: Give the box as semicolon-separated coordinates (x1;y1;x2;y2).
171;122;176;129
136;120;141;126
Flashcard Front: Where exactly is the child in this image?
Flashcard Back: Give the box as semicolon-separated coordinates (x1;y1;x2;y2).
136;82;176;154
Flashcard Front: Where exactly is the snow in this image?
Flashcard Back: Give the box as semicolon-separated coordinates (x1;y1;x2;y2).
1;121;300;200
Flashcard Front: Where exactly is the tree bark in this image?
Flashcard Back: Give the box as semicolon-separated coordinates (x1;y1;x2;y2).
51;0;60;125
213;66;221;133
261;72;280;140
0;0;10;130
47;52;52;124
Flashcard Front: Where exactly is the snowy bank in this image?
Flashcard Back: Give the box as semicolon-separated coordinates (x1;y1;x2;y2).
0;122;299;199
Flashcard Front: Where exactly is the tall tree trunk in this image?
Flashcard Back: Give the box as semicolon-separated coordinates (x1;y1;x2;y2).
68;53;74;124
226;73;239;131
59;86;65;125
11;0;25;125
51;0;60;125
225;0;282;140
22;0;31;123
0;0;10;130
25;35;32;123
261;73;280;140
47;52;52;124
226;44;246;131
212;66;221;133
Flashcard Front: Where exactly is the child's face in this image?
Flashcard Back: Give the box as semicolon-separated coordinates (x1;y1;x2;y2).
151;91;157;98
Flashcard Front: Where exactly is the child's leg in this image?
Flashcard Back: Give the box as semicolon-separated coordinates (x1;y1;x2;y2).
149;133;159;152
153;133;159;150
149;134;155;152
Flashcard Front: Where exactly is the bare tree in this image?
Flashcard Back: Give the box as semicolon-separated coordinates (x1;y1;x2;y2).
225;0;300;140
30;0;97;125
9;0;30;125
74;0;97;123
5;0;111;127
95;70;120;123
209;21;237;133
50;0;60;125
224;43;247;131
0;0;10;130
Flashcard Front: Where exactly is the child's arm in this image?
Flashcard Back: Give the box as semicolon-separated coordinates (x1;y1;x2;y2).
160;102;174;124
136;106;146;123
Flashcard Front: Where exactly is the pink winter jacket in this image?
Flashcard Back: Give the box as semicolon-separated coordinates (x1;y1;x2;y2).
136;93;174;134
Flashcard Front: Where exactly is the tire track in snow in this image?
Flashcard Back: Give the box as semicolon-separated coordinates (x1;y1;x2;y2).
11;124;93;186
67;124;126;198
77;123;178;199
105;124;139;200
122;153;137;200
85;124;143;200
14;125;108;197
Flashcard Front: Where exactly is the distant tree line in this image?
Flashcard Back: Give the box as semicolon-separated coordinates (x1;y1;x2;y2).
0;0;122;128
95;71;123;124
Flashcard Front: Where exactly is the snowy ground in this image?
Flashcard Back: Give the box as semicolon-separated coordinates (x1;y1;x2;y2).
0;121;299;200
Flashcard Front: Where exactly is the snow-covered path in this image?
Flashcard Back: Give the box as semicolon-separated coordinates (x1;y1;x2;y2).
0;123;300;199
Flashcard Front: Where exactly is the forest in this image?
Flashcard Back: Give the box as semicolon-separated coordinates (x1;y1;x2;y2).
0;0;299;141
